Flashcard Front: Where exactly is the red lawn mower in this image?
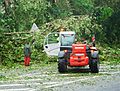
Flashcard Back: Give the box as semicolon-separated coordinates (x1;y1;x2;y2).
58;31;99;73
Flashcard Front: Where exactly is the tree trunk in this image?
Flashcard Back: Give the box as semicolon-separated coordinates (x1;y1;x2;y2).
4;0;11;14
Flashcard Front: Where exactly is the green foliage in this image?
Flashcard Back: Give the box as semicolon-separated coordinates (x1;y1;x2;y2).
0;75;9;81
102;11;120;44
0;0;120;66
93;0;120;44
27;15;102;64
14;0;49;31
0;31;57;65
40;15;102;42
94;7;113;22
0;35;25;65
94;0;120;12
0;0;73;32
70;0;94;15
100;47;120;65
48;0;72;20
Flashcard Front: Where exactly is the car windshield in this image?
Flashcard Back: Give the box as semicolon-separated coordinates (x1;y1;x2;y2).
61;34;75;46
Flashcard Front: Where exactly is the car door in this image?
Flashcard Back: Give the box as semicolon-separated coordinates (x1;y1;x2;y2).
44;32;60;56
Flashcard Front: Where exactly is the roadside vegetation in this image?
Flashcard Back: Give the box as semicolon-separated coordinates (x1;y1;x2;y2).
0;0;120;68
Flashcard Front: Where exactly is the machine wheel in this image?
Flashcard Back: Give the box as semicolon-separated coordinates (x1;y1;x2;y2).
89;59;99;73
58;59;67;73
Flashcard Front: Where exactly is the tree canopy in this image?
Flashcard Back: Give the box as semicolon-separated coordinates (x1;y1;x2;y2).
0;0;120;65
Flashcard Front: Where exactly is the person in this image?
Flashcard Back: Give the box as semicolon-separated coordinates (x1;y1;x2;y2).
24;41;31;66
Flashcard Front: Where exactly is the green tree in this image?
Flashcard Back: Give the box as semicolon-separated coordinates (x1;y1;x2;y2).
93;0;120;44
69;0;94;15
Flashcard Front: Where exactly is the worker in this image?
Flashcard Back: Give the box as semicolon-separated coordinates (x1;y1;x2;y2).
24;41;31;66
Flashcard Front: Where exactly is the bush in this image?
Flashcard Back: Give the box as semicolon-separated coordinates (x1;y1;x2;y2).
99;46;120;65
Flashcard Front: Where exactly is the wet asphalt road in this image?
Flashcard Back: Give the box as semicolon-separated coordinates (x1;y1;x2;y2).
0;63;120;91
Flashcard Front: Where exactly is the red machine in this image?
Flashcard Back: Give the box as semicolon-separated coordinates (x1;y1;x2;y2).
58;31;99;73
69;44;89;67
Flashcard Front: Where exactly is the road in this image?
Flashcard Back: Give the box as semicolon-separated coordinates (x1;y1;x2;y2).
0;63;120;91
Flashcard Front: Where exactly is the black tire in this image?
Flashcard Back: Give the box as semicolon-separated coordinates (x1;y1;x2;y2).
58;59;67;73
89;59;99;73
